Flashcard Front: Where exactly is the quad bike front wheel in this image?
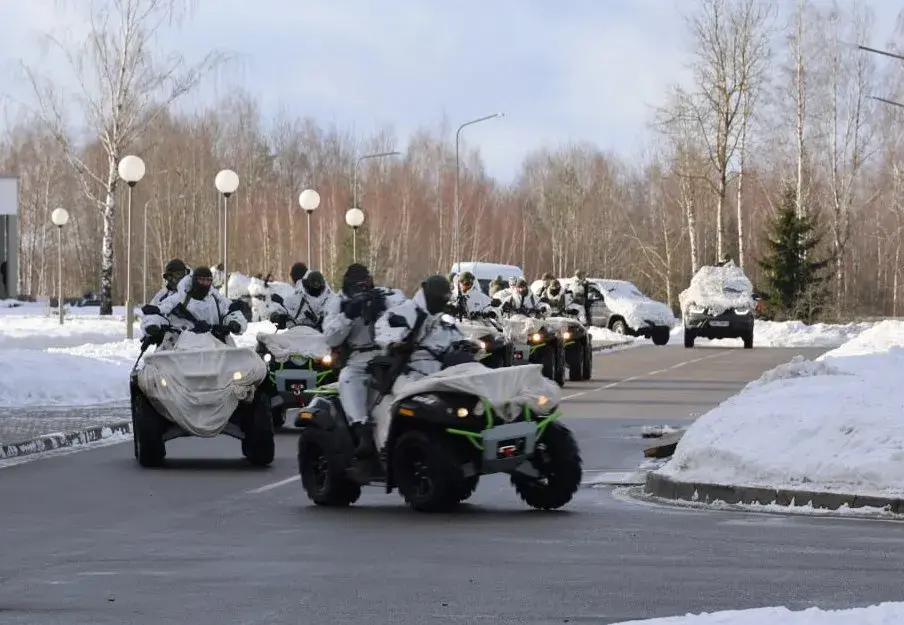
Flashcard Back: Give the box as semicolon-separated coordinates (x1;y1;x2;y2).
511;422;582;510
392;430;467;512
132;390;166;467
242;392;275;467
297;427;362;506
581;340;593;380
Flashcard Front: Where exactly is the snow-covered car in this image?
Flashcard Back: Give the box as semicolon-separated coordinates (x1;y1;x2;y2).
678;263;755;349
558;278;677;346
129;328;274;467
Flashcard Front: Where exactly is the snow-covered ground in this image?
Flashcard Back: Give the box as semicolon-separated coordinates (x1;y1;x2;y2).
612;602;904;624
670;319;874;348
656;320;904;499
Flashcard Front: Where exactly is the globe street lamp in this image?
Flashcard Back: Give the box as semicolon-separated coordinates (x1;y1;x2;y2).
298;188;321;268
345;207;365;263
454;113;503;261
50;208;69;325
215;169;239;297
118;154;146;339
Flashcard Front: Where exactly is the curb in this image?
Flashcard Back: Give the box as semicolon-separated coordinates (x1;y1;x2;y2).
644;472;904;514
591;340;635;353
0;420;133;461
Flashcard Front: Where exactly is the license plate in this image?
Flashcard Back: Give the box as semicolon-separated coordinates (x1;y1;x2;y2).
496;437;526;459
710;321;729;327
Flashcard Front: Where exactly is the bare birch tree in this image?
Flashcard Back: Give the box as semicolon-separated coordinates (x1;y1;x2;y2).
22;0;226;313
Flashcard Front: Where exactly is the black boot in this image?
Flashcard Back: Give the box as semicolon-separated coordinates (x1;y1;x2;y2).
351;422;376;458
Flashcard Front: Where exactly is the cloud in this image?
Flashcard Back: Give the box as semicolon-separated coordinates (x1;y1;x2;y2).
4;0;900;183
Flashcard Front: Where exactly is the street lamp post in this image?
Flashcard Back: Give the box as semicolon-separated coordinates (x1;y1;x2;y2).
298;189;321;267
454;113;503;262
353;151;400;213
215;169;240;297
345;208;365;263
857;45;904;109
118;155;146;339
50;208;69;326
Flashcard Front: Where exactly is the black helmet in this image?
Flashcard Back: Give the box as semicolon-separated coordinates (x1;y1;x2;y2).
290;262;308;284
342;263;372;297
189;266;213;299
421;274;452;315
302;270;326;297
163;259;188;289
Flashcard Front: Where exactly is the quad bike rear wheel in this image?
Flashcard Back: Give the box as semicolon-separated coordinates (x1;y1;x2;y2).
297;427;362;506
392;430;467;512
242;392;275;466
581;340;593;380
511;422;582;510
132;391;166;467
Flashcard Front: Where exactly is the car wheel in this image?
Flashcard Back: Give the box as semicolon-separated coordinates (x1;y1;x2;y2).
742;329;754;349
567;345;583;382
651;328;670;346
511;422;582;510
610;319;628;335
581;340;593;380
297;427;361;506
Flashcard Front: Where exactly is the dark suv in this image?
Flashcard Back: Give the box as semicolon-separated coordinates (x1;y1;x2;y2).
680;266;757;349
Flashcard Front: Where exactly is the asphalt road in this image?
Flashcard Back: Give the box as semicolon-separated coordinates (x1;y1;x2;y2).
2;343;903;625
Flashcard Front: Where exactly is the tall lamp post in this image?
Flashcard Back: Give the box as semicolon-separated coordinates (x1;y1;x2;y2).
353;151;400;212
118;155;146;339
345;208;365;263
858;45;904;108
215;169;240;297
50;208;69;325
453;113;503;263
298;188;321;267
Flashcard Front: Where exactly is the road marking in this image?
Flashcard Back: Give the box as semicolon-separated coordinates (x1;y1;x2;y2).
247;474;300;494
561;352;726;401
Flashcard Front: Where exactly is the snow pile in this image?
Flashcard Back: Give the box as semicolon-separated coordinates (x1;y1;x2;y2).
656;320;904;498
0;315;130;350
678;263;754;316
590;326;637;344
611;602;904;624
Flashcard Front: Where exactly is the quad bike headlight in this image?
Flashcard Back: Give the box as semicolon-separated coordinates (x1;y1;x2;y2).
321;353;333;366
232;371;243;381
456;407;469;418
537;395;549;407
531;332;543;343
477;340;487;350
263;353;272;363
562;330;572;340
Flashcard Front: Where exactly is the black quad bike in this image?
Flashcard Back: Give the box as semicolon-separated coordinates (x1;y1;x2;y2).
129;309;274;468
552;308;593;382
295;342;583;512
524;322;566;386
256;294;342;428
447;305;514;370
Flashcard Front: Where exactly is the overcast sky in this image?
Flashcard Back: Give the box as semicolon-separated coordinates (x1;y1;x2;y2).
0;0;902;184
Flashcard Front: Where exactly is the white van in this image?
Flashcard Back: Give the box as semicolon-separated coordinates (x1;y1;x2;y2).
449;261;525;294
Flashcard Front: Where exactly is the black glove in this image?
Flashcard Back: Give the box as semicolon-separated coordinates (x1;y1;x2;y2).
228;320;241;334
340;297;365;319
144;324;163;339
270;312;289;329
193;320;211;333
211;325;230;341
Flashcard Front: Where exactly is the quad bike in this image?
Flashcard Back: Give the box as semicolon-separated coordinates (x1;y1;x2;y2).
295;342;582;512
255;295;342;428
497;308;565;386
129;314;274;468
446;306;513;369
549;304;593;381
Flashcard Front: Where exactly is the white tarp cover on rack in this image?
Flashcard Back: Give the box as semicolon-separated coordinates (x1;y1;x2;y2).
256;326;331;364
137;332;267;437
678;263;755;316
456;320;502;341
502;314;546;342
393;361;561;422
545;316;581;332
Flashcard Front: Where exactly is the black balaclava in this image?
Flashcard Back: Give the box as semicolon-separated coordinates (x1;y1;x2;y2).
302;270;326;297
421;274;452;315
516;278;529;298
189;266;213;300
163;258;188;291
290;262;308;284
342;263;372;297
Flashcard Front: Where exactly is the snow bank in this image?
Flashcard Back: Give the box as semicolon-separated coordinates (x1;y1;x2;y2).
678;263;754;316
612;602;904;624
590;326;637;344
671;320;875;348
656;320;904;498
0;315;130;350
0;349;129;407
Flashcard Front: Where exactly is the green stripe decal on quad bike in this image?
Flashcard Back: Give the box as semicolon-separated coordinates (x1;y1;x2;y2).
564;340;575;348
444;408;564;449
529;343;546;355
306;387;339;395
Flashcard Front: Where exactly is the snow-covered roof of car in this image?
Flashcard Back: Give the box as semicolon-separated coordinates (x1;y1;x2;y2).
678;262;754;312
450;261;525;282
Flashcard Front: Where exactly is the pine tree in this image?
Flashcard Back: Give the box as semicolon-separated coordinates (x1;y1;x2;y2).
758;185;831;322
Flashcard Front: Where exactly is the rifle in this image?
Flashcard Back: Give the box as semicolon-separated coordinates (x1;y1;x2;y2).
367;308;428;401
